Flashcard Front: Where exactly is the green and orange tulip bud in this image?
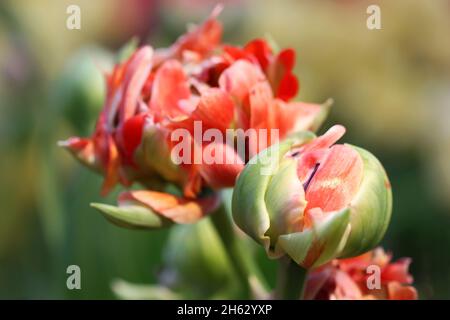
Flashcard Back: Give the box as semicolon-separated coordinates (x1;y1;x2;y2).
232;125;392;269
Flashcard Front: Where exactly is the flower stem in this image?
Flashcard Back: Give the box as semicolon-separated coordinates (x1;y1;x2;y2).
275;257;308;300
210;203;269;298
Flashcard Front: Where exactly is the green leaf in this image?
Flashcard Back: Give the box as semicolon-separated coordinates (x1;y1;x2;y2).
112;279;181;300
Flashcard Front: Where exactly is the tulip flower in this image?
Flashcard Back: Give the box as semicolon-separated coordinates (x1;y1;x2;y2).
304;247;417;300
60;5;330;227
232;125;392;268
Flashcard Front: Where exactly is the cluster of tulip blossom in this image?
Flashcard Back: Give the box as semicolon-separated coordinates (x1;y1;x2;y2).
61;6;417;299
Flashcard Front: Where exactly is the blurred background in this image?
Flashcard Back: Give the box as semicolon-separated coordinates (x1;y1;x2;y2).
1;0;449;299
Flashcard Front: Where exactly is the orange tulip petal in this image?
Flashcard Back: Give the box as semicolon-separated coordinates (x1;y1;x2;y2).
382;258;414;284
117;113;146;165
276;72;299;102
196;142;245;189
59;137;97;169
338;251;374;272
277;101;323;136
387;282;418;300
119;190;219;224
219;59;266;103
303;125;346;153
192;88;235;132
268;48;299;101
332;269;364;300
100;135;120;196
249;81;276;130
155;4;223;64
120;46;153;122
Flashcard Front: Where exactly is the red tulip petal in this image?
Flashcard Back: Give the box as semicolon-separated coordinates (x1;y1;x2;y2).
267;48;299;101
118;113;146;165
387;282;418;300
196;141;245;189
296;149;328;184
222;45;249;62
246;82;280;155
331;269;364;300
192;88;235;132
154;4;223;64
247;81;283;154
248;81;276;129
244;38;273;70
303;125;346;153
120;46;153;122
119;190;220;223
278;48;295;70
183;167;203;198
276;72;299;102
294;125;346;186
101;135;120;196
306;248;418;300
338;251;374;272
305;144;364;212
59;137;97;169
276;101;322;138
382;258;414;284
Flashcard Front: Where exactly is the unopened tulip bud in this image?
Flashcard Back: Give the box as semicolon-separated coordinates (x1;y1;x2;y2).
232;125;392;269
